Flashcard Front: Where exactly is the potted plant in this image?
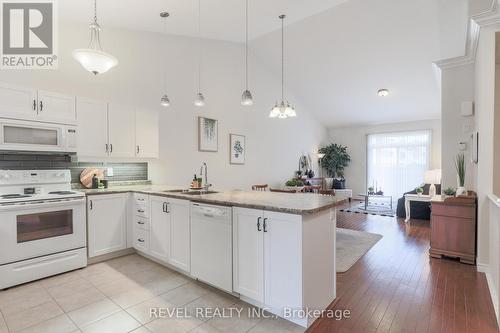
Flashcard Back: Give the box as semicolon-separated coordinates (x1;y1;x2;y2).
318;144;351;189
443;187;456;197
455;153;467;196
415;187;424;196
367;186;375;195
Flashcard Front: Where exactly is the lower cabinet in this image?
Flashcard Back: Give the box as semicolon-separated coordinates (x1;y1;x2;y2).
233;207;302;314
133;195;190;272
87;194;128;258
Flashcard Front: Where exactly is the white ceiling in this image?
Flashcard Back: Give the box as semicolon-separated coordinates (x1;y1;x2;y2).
61;0;469;128
60;0;349;42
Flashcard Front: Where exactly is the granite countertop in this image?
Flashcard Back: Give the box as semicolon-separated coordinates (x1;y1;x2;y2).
79;185;345;215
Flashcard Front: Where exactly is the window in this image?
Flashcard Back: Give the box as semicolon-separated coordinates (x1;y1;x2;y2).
367;131;431;201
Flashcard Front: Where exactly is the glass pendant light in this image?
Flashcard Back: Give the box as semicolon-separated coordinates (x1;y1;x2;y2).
241;0;253;106
72;0;118;75
194;0;205;107
160;11;171;107
269;15;296;118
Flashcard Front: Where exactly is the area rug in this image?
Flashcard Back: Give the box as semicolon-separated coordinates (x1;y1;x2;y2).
337;228;383;273
339;201;395;217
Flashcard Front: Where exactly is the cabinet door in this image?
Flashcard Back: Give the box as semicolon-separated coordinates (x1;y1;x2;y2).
0;83;37;121
87;194;128;258
76;98;109;157
169;199;190;272
233;207;264;302
263;211;302;313
135;109;159;158
108;104;136;158
37;90;76;124
149;196;171;263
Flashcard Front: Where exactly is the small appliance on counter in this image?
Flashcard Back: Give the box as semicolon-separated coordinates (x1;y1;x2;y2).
0;170;87;289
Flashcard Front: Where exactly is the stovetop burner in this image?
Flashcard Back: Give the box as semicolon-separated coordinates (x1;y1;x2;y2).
0;194;32;199
48;191;77;195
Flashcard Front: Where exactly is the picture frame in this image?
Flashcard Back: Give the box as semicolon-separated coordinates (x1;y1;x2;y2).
230;134;245;165
198;117;218;152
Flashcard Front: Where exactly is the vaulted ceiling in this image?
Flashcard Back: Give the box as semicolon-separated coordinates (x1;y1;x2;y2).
61;0;469;127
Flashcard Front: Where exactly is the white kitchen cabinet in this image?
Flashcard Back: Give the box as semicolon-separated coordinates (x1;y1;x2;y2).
0;83;37;120
87;194;128;258
169;198;190;272
36;90;76;125
135;109;159;158
108;104;136;158
149;196;171;262
233;207;265;302
76;98;109;157
233;208;303;316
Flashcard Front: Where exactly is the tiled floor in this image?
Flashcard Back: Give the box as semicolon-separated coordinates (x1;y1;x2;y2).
0;254;305;333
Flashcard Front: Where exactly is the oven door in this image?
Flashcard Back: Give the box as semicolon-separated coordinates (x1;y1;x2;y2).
0;198;86;265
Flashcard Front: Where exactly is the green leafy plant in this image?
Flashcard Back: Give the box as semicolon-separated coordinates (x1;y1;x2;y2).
455;153;466;187
367;186;374;194
443;187;456;196
318;144;351;179
285;179;305;187
415;187;424;194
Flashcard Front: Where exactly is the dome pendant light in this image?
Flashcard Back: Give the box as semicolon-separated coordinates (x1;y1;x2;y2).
194;0;205;107
72;0;118;75
160;11;171;108
241;0;253;106
269;15;296;119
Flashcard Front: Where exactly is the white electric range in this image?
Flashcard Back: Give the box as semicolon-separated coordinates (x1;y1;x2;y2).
0;170;87;289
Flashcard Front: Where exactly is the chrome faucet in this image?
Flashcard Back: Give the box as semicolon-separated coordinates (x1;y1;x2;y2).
200;162;212;192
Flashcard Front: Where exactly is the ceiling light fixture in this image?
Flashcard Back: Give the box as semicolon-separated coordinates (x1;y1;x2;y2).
72;0;118;75
194;0;205;107
269;15;296;119
377;89;389;97
241;0;253;106
160;11;171;108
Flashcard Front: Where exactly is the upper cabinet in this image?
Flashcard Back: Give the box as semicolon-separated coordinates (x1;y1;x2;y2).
76;98;159;159
108;104;136;158
0;83;76;125
135;109;159;158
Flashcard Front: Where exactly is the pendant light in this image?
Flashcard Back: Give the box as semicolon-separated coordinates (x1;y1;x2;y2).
194;0;205;107
241;0;253;106
269;15;296;118
72;0;118;75
160;11;171;107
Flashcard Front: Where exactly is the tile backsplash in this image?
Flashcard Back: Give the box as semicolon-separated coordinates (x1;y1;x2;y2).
0;153;148;184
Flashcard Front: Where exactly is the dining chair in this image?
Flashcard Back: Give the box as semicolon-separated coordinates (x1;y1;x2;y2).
270;188;296;193
305;185;322;193
319;189;336;196
252;184;269;191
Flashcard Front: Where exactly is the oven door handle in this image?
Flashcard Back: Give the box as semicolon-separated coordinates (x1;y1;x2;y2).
0;198;86;211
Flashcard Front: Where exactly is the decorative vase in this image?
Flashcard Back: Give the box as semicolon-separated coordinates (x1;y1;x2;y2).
456;186;467;196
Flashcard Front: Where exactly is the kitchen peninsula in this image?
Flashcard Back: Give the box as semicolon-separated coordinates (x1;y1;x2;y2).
83;185;344;327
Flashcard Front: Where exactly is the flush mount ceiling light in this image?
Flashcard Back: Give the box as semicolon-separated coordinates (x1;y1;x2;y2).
194;0;205;107
269;15;296;119
377;89;390;97
72;0;118;75
160;11;171;108
241;0;253;106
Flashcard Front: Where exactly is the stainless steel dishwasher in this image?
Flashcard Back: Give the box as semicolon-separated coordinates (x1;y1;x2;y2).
190;203;232;293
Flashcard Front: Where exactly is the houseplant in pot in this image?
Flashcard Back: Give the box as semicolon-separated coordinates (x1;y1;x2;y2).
318;144;351;189
455;153;467;196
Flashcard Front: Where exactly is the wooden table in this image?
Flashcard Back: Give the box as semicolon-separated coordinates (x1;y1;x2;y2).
404;194;431;223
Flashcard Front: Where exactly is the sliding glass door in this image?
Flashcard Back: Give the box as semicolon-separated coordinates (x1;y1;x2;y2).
367;131;431;201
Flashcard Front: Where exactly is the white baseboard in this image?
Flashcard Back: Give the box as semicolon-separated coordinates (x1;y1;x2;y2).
477;262;490;273
477;263;499;326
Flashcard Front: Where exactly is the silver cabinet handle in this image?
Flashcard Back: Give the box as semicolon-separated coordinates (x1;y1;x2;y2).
137;238;145;243
39;100;43;112
137;209;145;213
263;218;268;232
257;217;262;231
89;200;93;210
110;144;113;153
137;221;145;225
137;146;140;154
33;99;37;111
105;144;109;153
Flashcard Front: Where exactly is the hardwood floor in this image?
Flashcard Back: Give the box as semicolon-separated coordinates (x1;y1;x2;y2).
308;202;499;333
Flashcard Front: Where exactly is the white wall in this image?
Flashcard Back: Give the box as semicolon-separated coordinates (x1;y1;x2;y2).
0;22;326;190
440;64;477;190
327;120;441;196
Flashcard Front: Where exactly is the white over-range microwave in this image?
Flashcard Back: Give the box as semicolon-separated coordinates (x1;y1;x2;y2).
0;119;77;153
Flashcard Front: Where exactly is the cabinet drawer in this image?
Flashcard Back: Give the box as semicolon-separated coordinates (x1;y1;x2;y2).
134;204;149;218
134;217;150;230
134;228;149;252
134;194;149;205
431;204;475;219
